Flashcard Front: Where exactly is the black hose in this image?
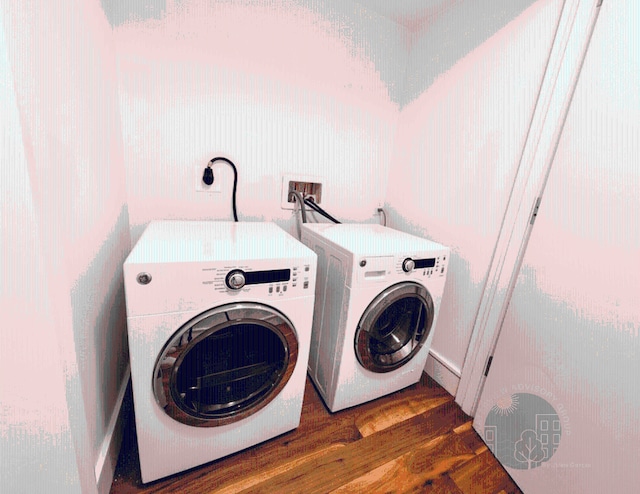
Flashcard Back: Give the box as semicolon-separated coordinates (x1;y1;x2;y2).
304;198;341;224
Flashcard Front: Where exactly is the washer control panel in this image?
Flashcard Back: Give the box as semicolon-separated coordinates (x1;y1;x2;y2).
401;258;415;273
396;254;447;278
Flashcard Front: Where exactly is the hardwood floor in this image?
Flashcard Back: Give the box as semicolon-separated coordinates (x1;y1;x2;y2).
110;374;523;494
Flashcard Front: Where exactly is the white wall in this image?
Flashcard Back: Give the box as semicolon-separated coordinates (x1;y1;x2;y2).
109;0;405;244
473;1;640;490
385;0;563;394
399;0;539;108
1;0;131;491
1;7;82;490
102;0;410;107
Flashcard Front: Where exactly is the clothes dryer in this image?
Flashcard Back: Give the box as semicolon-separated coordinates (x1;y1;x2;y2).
301;223;448;412
123;221;316;483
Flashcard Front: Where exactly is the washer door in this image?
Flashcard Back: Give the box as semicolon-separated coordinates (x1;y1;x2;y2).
153;303;298;427
355;282;434;373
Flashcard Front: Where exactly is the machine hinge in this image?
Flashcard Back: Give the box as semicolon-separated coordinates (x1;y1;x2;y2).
530;197;542;225
484;356;494;377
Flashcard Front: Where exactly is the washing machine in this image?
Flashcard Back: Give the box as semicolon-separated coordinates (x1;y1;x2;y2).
300;223;449;412
123;221;317;483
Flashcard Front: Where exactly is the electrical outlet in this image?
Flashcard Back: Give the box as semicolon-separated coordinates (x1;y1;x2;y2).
281;174;323;210
195;165;222;193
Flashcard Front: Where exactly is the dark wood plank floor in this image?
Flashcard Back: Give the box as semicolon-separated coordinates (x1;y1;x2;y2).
110;374;523;494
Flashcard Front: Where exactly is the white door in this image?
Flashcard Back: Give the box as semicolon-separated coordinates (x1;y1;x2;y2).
472;1;640;492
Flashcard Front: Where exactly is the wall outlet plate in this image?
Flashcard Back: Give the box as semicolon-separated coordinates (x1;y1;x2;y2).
280;174;323;210
195;165;222;193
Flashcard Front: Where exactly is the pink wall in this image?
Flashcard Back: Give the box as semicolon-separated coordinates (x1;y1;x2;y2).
385;0;563;389
112;0;400;244
2;0;130;491
1;7;82;489
475;1;640;490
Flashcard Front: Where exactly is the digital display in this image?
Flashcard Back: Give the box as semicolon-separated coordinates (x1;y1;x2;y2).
245;269;291;285
414;258;436;269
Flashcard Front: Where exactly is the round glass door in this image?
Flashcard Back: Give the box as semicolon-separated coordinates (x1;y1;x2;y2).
153;303;298;427
355;282;434;373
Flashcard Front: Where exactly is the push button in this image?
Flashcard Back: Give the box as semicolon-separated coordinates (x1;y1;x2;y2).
303;281;309;289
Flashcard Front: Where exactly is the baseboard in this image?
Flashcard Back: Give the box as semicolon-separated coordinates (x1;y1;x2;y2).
424;349;461;397
95;365;131;494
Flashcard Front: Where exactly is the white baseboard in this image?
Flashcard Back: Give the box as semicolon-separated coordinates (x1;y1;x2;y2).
424;349;461;397
95;365;131;494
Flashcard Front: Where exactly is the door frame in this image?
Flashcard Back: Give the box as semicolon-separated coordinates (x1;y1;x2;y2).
455;0;604;416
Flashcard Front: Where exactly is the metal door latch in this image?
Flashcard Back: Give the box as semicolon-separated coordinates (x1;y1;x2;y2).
530;197;542;225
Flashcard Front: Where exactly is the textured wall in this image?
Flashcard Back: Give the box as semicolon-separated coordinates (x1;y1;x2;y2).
110;0;402;244
0;5;82;490
1;0;131;490
475;0;640;490
385;0;563;386
399;0;538;108
102;0;409;104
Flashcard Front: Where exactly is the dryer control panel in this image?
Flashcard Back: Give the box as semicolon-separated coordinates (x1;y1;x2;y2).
202;264;313;296
224;268;292;290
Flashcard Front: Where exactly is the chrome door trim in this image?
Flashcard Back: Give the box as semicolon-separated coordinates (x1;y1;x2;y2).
355;282;434;373
153;302;298;427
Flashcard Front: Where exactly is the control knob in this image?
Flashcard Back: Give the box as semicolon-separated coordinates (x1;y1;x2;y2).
225;270;246;290
402;258;415;273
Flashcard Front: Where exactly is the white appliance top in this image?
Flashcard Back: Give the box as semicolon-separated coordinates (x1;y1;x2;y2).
125;221;314;264
302;223;446;255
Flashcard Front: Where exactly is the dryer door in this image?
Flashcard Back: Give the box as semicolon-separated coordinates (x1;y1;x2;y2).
153;303;298;427
355;282;434;373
